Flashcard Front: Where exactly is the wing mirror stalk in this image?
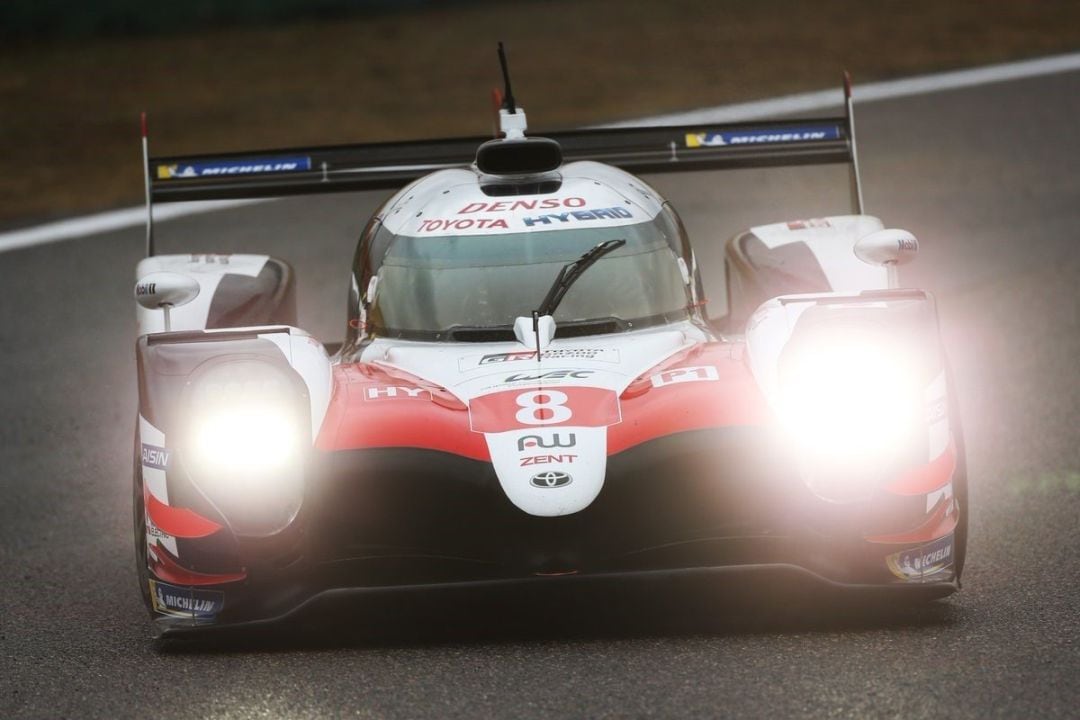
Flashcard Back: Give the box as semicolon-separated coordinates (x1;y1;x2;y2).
854;229;919;288
134;272;200;331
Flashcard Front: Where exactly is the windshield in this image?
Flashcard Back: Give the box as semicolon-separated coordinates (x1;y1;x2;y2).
367;214;689;338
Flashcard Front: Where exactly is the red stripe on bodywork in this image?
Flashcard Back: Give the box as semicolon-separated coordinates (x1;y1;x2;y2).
316;343;770;457
145;489;223;539
147;544;246;586
316;364;489;460
609;344;769;454
886;438;957;495
865;496;958;544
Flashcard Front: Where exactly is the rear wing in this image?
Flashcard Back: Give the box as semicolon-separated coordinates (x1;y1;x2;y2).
141;75;864;253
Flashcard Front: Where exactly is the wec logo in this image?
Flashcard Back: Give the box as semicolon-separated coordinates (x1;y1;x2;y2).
504;370;592;383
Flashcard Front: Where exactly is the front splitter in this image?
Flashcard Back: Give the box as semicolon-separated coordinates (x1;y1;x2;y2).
152;562;958;639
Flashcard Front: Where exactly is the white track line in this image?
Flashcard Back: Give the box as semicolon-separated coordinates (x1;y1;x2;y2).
2;51;1079;254
605;51;1080;126
0;199;268;254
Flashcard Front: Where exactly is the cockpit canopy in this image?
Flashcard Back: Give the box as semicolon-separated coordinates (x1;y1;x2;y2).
349;164;698;342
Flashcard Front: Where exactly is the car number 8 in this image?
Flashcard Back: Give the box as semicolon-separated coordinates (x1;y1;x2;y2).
515;390;572;425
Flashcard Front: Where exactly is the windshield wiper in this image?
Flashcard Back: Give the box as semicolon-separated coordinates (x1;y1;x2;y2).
518;238;626;354
535;238;626;318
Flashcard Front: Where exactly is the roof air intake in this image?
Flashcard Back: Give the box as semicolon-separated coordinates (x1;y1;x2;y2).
475;137;563;176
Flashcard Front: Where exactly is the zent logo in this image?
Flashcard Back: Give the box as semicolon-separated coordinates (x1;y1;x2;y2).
520;454;577;467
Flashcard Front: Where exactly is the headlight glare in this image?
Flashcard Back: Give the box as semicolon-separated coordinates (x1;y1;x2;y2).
183;359;308;536
779;338;921;465
190;406;298;476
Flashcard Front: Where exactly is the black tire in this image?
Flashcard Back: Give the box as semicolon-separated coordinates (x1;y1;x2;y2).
133;427;152;610
948;365;968;580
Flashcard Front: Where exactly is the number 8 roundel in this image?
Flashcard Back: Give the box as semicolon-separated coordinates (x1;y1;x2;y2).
469;386;621;432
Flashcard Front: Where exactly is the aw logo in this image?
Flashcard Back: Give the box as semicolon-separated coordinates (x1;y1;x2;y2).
517;433;577;452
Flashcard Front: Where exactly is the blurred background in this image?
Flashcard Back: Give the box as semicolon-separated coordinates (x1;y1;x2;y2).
2;0;1079;227
2;5;1080;718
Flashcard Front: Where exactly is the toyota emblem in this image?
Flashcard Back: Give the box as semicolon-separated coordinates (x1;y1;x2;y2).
530;471;572;488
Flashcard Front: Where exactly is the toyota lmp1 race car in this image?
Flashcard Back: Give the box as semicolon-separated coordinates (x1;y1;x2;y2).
132;53;965;636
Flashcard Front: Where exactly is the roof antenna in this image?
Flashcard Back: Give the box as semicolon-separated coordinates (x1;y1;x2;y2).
497;41;516;114
495;42;527;139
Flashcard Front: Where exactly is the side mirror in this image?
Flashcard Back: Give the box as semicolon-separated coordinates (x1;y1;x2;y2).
854;229;919;266
135;272;200;309
854;229;918;288
134;272;200;331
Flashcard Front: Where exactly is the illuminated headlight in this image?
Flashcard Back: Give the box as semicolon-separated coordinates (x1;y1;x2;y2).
779;337;922;465
190;406;298;475
183;360;308;536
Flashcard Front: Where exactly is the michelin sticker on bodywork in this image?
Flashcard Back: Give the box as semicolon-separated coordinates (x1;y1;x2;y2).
149;580;224;620
886;534;954;582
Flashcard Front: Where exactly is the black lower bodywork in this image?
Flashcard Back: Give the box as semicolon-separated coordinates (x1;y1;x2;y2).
137;426;963;637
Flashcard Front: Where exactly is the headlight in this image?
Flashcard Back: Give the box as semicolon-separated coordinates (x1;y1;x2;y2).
190;406;298;475
779;336;922;466
184;359;308;536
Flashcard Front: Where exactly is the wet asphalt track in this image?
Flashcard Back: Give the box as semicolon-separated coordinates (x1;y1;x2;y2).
2;71;1079;719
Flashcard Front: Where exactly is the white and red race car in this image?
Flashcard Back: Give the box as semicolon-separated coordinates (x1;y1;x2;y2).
132;59;965;635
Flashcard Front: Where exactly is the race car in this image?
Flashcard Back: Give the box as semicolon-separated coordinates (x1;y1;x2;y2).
132;54;965;635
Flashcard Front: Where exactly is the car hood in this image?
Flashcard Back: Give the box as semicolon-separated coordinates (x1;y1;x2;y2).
354;322;708;517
